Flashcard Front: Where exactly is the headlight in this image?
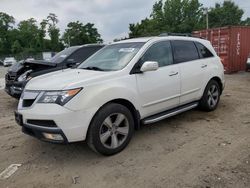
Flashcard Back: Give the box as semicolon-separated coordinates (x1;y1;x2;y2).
37;88;82;106
17;70;32;82
17;73;27;82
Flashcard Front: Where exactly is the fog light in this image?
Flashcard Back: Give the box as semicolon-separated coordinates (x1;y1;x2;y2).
43;133;63;141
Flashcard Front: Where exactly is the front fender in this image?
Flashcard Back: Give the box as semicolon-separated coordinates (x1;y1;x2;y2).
65;76;139;112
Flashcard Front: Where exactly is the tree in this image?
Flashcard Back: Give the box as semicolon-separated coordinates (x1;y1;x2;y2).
36;19;48;51
129;0;204;38
208;1;244;28
62;21;103;46
0;12;15;54
11;40;22;54
242;18;250;26
18;18;39;51
47;13;61;51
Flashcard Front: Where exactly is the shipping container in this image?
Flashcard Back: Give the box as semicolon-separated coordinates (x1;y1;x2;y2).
193;26;250;73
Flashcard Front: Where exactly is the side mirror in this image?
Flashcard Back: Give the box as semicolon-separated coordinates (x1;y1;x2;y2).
140;61;159;72
66;59;77;67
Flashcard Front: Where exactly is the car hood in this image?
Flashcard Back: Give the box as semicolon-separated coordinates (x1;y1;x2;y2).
23;60;57;67
25;68;113;90
7;60;56;74
8;62;23;73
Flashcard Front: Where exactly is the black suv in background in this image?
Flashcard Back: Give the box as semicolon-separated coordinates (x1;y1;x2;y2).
5;44;104;98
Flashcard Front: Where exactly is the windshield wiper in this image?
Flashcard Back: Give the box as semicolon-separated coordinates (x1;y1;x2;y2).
82;66;104;71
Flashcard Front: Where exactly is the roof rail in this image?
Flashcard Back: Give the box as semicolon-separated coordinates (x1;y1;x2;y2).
158;32;205;39
159;33;192;37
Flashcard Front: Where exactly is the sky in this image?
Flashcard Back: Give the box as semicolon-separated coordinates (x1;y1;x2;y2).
0;0;249;43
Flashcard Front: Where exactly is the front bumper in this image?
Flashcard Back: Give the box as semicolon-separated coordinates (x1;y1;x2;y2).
16;103;98;143
5;80;26;98
15;111;68;143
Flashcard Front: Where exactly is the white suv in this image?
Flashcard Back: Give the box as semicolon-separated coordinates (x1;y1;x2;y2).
15;36;225;155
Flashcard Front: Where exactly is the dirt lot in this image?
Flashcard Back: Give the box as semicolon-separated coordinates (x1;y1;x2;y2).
0;67;250;188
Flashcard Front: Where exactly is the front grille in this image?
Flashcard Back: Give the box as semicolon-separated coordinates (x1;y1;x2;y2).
5;73;16;81
27;120;57;128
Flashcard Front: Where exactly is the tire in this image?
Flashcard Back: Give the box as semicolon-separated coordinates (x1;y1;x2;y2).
199;80;221;112
87;103;134;155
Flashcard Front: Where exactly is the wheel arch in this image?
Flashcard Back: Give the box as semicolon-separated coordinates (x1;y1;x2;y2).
210;76;223;94
86;98;141;139
109;99;141;130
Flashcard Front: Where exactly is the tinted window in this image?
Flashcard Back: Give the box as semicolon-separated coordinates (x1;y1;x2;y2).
172;40;199;63
68;46;103;63
141;41;173;67
195;42;214;58
50;46;79;64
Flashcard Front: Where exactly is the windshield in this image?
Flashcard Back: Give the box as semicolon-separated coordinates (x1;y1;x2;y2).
49;46;79;63
5;57;15;60
78;42;145;71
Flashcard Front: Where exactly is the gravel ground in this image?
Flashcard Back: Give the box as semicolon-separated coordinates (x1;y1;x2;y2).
0;67;7;90
0;67;250;188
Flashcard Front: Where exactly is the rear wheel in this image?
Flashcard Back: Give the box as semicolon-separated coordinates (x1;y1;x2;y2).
87;103;134;155
199;80;221;111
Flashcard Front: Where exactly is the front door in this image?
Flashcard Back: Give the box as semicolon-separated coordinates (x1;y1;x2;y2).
135;41;181;118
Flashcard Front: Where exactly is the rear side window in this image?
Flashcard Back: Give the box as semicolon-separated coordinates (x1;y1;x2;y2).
141;41;173;67
67;46;103;63
172;40;199;63
195;42;214;58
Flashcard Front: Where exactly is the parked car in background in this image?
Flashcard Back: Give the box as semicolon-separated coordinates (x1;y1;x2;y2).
15;35;225;155
246;54;250;71
5;44;104;98
0;59;3;66
26;57;35;61
3;57;17;67
42;52;55;60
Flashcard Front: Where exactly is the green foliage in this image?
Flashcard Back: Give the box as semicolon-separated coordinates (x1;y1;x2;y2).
62;21;103;47
11;40;22;54
129;0;247;38
18;18;39;49
129;0;204;37
47;13;61;51
208;1;244;28
0;12;103;58
242;18;250;26
0;12;15;55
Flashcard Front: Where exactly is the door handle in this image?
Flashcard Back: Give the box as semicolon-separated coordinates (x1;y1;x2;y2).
169;71;178;76
201;64;207;68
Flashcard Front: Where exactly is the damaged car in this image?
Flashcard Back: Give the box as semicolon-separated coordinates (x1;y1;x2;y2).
5;44;104;98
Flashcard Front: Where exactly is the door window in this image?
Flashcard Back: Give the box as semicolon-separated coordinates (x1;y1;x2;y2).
195;42;214;58
141;41;173;67
67;46;103;63
172;40;199;63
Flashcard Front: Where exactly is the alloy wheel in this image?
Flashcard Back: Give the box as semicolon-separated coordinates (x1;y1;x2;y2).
207;84;219;108
99;113;129;149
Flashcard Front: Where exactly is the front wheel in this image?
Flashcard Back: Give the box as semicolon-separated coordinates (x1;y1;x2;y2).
199;80;221;111
87;103;134;155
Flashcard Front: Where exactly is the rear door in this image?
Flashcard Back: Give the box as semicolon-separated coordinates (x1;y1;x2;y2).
135;41;181;117
171;40;205;105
